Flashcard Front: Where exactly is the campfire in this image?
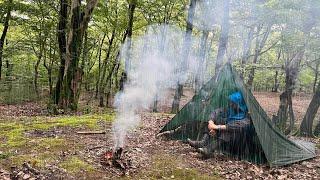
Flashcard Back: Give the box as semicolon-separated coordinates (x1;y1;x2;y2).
100;148;131;175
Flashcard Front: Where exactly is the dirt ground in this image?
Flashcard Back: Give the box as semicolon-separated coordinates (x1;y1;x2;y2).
0;90;319;179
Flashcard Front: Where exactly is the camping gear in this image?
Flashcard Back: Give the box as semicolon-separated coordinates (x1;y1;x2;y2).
159;63;316;167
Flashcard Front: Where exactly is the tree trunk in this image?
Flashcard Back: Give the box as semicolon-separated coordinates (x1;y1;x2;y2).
44;33;55;95
247;24;271;89
54;0;98;110
195;30;209;94
34;27;46;98
214;0;230;76
272;70;279;92
272;51;282;92
240;26;254;78
285;94;295;135
313;63;319;93
99;30;116;107
120;0;136;89
275;2;316;132
53;0;68;104
299;82;320;137
34;57;41;97
314;119;320;137
95;33;106;98
171;0;197;114
274;52;304;132
0;0;12;80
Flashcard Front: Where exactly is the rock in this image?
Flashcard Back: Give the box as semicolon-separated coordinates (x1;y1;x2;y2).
22;173;31;179
17;171;24;177
277;174;287;180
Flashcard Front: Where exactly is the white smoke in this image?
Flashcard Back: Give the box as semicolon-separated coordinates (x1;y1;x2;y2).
112;25;200;148
191;0;224;31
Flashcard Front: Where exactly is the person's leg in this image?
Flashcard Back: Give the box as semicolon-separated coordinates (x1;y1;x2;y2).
198;119;251;157
220;119;251;155
187;122;210;148
197;135;220;158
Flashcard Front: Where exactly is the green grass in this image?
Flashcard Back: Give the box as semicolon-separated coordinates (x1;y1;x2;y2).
59;156;95;173
0;112;115;172
131;154;221;180
0;113;114;149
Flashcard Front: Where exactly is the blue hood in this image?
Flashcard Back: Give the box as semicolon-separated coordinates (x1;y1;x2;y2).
227;91;248;121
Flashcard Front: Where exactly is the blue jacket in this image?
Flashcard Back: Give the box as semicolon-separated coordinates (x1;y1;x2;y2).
227;91;248;123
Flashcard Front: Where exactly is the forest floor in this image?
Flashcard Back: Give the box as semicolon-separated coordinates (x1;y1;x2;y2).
0;91;319;179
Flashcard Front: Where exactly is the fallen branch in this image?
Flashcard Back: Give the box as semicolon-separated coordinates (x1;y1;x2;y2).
77;131;106;135
156;126;182;138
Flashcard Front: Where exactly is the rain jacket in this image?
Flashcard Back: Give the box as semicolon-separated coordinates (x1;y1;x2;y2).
227;91;248;123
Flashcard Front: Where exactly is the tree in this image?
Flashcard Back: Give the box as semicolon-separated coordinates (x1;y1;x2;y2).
52;0;98;111
171;0;197;113
53;0;68;106
194;30;209;93
246;23;272;89
273;0;317;134
119;0;137;91
214;0;230;76
299;82;320;136
0;0;13;80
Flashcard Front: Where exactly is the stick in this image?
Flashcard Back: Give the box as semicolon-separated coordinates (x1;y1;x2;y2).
156;126;182;138
76;131;106;135
89;145;105;150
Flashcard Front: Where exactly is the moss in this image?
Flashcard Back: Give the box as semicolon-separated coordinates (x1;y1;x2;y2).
0;112;114;171
30;113;115;130
4;127;28;148
34;138;67;151
0;152;12;159
0;112;115;149
9;154;43;168
59;156;95;173
132;154;221;180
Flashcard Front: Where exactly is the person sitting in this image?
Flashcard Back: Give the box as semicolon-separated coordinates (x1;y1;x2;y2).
187;91;252;157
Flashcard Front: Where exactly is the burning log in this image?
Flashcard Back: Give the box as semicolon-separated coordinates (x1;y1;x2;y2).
100;148;131;176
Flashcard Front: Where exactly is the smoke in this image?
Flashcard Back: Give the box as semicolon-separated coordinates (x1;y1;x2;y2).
112;25;200;148
191;0;223;31
110;0;319;149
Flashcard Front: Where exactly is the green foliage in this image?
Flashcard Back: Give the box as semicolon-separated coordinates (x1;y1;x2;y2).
0;0;320;105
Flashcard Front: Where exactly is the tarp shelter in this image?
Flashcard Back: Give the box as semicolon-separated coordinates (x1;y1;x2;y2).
159;64;316;167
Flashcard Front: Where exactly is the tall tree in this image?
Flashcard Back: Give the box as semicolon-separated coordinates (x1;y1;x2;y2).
52;0;98;110
53;0;68;105
274;0;317;133
171;0;197;113
299;82;320;136
0;0;13;80
119;0;137;91
194;30;209;93
247;24;272;89
214;0;230;76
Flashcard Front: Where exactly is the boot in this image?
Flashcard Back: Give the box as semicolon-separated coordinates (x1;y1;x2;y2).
197;140;218;158
187;133;209;148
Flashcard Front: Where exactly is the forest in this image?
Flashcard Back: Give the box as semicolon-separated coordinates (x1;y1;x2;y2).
0;0;320;179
